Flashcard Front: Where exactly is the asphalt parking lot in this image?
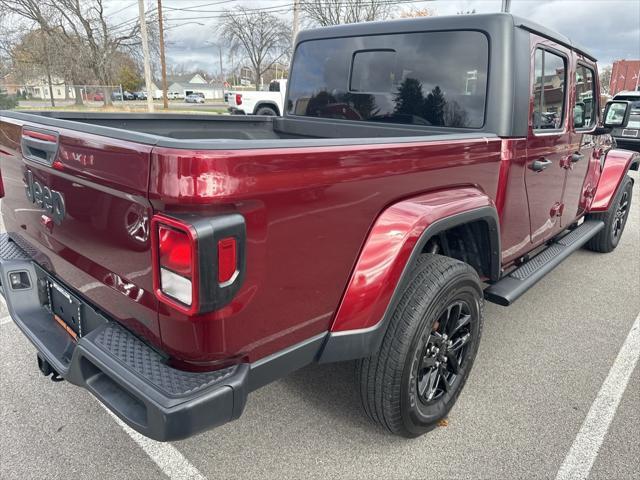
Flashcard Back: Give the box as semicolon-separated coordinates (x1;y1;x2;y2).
0;172;638;480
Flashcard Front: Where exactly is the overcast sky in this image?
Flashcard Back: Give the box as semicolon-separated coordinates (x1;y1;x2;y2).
105;0;640;73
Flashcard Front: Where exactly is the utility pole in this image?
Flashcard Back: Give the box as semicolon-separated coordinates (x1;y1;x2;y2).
501;0;511;13
157;0;168;110
138;0;155;112
292;0;300;49
218;46;224;86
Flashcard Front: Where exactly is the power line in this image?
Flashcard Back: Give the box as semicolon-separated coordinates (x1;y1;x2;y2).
162;0;238;12
108;0;432;28
108;6;159;32
160;0;433;21
105;1;138;19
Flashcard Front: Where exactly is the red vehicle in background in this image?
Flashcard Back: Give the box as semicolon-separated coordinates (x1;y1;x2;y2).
0;14;638;441
84;91;105;102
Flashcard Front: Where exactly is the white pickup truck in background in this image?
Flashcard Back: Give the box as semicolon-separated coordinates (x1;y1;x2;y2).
226;79;287;116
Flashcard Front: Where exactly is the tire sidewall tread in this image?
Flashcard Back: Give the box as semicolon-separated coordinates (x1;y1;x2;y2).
356;254;484;437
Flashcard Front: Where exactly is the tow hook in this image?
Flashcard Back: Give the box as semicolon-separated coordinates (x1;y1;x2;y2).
37;354;64;382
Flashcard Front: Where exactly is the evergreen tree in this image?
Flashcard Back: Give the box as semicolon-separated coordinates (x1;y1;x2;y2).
393;78;425;117
423;86;447;126
0;91;18;109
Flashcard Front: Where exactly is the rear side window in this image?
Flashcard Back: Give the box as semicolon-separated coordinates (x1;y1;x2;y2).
575;64;596;129
532;48;567;131
287;31;489;128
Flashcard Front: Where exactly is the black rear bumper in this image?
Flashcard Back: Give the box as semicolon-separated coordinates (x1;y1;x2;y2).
227;107;247;115
0;233;249;442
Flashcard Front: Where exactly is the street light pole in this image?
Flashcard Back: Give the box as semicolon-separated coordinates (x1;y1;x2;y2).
138;0;155;112
157;0;169;110
501;0;511;13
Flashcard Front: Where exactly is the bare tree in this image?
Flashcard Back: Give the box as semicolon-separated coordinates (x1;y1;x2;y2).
0;0;150;105
300;0;391;26
221;7;290;91
599;66;612;95
10;29;58;105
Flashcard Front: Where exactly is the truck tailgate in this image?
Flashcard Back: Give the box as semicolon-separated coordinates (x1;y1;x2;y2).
0;117;160;345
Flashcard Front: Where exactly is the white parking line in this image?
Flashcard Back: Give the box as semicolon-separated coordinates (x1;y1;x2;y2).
99;404;207;480
556;312;640;480
1;289;206;479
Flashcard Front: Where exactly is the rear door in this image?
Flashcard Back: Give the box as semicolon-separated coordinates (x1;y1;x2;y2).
525;40;573;245
0;117;160;346
562;59;599;225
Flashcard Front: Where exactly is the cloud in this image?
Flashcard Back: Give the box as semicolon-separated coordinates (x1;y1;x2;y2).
513;0;640;64
106;0;640;71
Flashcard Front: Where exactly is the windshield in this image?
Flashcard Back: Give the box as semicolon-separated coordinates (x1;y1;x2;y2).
627;100;640;129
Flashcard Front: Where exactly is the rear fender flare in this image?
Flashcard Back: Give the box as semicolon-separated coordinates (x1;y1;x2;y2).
317;188;500;363
589;149;639;212
253;102;280;115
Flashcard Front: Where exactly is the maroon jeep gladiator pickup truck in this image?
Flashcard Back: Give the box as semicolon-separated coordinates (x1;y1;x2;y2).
0;14;638;441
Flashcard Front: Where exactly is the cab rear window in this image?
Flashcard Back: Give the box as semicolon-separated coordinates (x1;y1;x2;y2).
287;30;489;128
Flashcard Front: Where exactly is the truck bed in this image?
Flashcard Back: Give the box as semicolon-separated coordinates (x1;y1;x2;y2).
0;108;505;368
2;111;493;150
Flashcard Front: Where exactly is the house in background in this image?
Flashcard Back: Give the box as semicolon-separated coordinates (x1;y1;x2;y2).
146;80;164;99
11;76;76;100
0;73;19;95
166;73;223;99
167;73;209;85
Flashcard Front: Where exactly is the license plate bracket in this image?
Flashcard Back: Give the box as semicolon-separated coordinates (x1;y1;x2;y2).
47;279;83;338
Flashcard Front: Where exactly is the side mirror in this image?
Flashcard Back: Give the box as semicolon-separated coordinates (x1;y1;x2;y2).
574;102;586;128
602;100;631;128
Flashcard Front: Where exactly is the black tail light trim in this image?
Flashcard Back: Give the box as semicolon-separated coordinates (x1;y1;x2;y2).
152;213;246;315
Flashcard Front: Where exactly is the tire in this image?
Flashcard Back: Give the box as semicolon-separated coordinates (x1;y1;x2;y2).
356;254;484;437
585;175;633;253
255;105;278;116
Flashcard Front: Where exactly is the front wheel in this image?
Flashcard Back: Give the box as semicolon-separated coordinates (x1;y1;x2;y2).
356;254;484;437
585;175;633;253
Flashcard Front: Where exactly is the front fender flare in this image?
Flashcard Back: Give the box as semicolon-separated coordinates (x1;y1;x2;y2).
589;149;639;212
318;187;500;363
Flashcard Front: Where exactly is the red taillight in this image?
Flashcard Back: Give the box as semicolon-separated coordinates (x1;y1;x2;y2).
218;237;237;283
153;217;196;310
159;226;192;277
151;213;245;316
235;93;242;105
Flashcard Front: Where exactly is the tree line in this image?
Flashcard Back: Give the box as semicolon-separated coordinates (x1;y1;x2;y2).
0;0;423;106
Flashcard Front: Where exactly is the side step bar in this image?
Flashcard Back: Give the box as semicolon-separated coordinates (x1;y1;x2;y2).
484;220;604;306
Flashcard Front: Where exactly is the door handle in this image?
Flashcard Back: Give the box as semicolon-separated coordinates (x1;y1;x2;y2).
571;152;584;163
529;158;553;172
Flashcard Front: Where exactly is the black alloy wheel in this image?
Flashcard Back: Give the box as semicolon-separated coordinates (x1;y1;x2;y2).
612;190;629;240
416;300;474;404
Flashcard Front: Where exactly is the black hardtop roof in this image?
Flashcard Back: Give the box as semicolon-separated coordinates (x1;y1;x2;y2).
295;13;596;62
